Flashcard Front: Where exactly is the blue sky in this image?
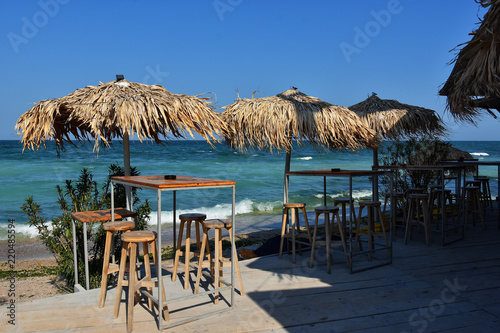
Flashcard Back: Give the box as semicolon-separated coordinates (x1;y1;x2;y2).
1;0;497;141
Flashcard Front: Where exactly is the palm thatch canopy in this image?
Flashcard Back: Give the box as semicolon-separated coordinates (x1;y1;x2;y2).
222;88;378;154
439;0;500;122
349;93;447;140
15;78;227;153
410;145;473;165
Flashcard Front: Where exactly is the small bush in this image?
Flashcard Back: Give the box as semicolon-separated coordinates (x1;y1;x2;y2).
22;165;151;290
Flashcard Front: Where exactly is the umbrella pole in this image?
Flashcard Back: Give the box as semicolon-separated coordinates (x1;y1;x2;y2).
373;148;379;202
123;133;132;212
283;152;291;204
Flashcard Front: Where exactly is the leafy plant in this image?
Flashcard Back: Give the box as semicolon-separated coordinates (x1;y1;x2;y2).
22;165;151;289
379;135;472;194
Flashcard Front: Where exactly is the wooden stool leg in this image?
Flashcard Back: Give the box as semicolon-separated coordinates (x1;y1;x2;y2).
354;206;364;252
335;211;350;268
184;221;192;290
279;209;288;259
142;242;153;310
477;190;486;229
172;220;186;282
405;199;414;244
195;221;201;249
309;212;320;268
194;227;208;294
325;212;331;274
99;230;113;308
367;207;373;260
421;199;432;246
228;227;244;295
214;228;221;304
376;206;388;246
291;208;297;263
300;206;312;243
127;243;137;333
113;242;129;319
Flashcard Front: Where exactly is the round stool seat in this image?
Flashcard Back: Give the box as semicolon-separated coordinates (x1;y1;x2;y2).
334;198;350;204
203;218;232;229
359;201;382;207
408;193;429;199
465;186;481;191
121;230;156;243
284;202;306;208
315;206;339;212
102;220;135;231
179;213;207;221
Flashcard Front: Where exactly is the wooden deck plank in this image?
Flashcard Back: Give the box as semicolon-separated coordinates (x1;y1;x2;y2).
2;203;500;332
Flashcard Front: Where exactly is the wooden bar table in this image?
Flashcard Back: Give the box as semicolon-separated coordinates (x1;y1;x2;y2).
285;169;393;273
440;160;500;227
110;175;236;330
376;165;465;245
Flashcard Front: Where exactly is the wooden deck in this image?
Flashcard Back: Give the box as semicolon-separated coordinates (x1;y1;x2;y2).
2;204;500;332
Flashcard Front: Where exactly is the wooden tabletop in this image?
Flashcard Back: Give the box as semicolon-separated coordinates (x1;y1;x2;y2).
111;175;235;189
440;160;500;166
71;208;137;223
376;164;463;170
286;169;390;177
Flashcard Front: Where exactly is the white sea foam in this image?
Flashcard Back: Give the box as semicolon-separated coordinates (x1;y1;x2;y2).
314;189;373;201
296;157;313;160
0;221;47;240
147;198;277;226
470;152;489;157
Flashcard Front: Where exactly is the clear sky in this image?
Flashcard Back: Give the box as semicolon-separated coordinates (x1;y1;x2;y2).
1;0;498;141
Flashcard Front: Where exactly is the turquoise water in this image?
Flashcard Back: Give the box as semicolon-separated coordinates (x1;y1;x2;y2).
1;140;499;240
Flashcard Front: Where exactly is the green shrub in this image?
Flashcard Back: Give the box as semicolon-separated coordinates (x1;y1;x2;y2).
21;165;151;290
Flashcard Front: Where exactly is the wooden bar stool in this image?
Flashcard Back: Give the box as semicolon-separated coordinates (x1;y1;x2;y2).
474;176;493;208
309;206;348;273
99;220;135;308
405;193;432;246
428;188;454;228
279;203;312;263
354;201;388;259
334;198;357;231
71;207;137;294
463;186;486;229
382;192;406;238
194;219;244;304
172;213;207;289
113;230;168;333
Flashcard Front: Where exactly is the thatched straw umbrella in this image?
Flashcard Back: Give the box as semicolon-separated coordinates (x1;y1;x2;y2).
349;92;447;198
349;92;446;163
15;76;228;208
222;87;378;202
439;0;500;122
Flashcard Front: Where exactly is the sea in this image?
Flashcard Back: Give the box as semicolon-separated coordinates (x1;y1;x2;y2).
1;140;499;243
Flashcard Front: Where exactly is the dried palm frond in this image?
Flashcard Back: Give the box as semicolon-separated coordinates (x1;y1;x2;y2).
15;79;229;153
439;0;500;122
349;93;447;140
221;88;378;154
